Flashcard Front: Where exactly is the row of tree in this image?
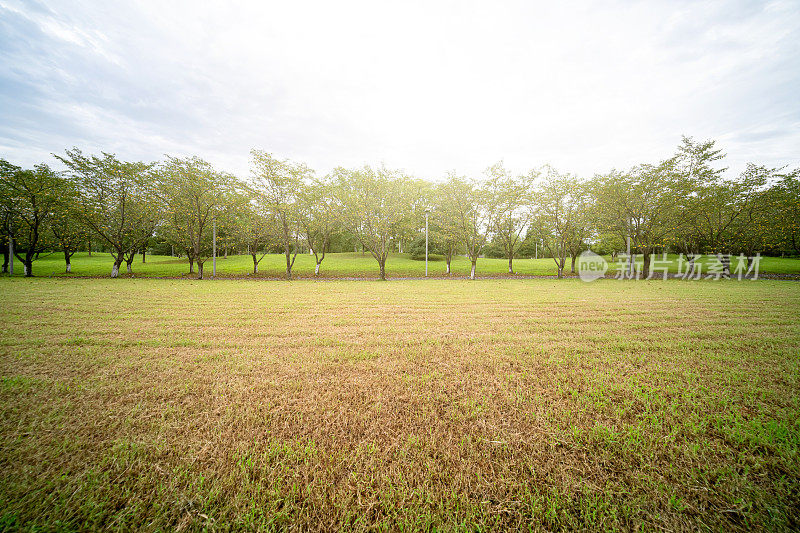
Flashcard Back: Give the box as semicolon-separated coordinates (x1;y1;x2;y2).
1;137;798;279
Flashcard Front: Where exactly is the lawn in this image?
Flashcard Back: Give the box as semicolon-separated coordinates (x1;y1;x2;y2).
0;278;799;530
7;251;800;278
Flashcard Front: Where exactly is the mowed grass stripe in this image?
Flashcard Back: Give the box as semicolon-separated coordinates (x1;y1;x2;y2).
0;279;799;531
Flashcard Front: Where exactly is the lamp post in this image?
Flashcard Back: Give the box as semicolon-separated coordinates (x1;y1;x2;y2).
425;208;430;277
212;218;217;278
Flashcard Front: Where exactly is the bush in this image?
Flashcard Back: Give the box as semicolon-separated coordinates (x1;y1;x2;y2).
408;235;442;261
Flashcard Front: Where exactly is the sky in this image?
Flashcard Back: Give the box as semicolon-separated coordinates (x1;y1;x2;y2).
1;0;799;180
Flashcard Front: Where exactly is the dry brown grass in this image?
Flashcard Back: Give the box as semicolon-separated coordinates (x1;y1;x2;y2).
1;278;799;531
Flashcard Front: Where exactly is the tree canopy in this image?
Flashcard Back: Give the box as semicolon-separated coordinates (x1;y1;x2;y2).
2;137;797;279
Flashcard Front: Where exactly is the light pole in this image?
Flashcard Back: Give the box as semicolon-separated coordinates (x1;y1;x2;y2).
425;208;430;277
627;217;633;279
212;218;217;278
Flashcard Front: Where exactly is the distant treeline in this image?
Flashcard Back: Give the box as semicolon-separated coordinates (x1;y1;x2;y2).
1;136;798;279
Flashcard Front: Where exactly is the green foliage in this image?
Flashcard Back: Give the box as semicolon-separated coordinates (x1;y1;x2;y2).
764;168;800;255
485;162;535;271
56;148;159;277
407;234;448;261
435;173;494;278
157;156;238;279
531;166;589;277
248;150;313;279
331;165;419;279
1;135;798;281
0;159;66;276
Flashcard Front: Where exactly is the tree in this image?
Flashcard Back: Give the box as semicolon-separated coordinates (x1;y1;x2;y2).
158;156;236;280
396;178;431;257
1;160;19;274
56;149;158;278
531;166;587;278
428;182;463;275
679;165;769;274
51;197;90;274
670;136;732;272
236;201;277;274
0;160;63;276
767;168;800;255
297;178;338;276
332;165;414;280
718;164;790;274
249;150;312;280
563;180;592;274
592;231;626;260
1;208;10;274
485;163;535;274
673;135;726;186
593;159;690;278
436;173;494;279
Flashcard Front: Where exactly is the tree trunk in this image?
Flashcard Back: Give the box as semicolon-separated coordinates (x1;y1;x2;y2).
508;255;514;274
188;257;194;274
2;245;8;273
252;254;258;274
87;237;92;257
111;257;122;278
224;247;228;259
197;261;204;280
571;254;577;274
557;266;563;279
379;260;386;281
685;255;696;279
642;251;651;279
64;250;71;273
23;252;32;277
716;253;731;278
284;246;292;280
126;255;134;274
446;257;451;275
470;260;476;280
315;262;321;276
142;249;146;263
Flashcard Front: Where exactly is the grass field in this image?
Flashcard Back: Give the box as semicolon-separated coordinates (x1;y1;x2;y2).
6;251;800;278
1;278;798;531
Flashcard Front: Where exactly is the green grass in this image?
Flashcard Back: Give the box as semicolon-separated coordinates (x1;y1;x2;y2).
7;251;800;278
1;278;799;530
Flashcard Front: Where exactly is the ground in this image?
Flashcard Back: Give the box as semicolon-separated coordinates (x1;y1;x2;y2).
0;278;798;531
8;251;800;279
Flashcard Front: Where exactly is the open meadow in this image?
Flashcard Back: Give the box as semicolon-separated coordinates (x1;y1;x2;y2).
1;278;799;531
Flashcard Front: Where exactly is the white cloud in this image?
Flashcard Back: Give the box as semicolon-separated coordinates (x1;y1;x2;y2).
1;0;798;179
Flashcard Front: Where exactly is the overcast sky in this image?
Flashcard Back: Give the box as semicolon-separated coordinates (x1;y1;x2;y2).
1;0;798;180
